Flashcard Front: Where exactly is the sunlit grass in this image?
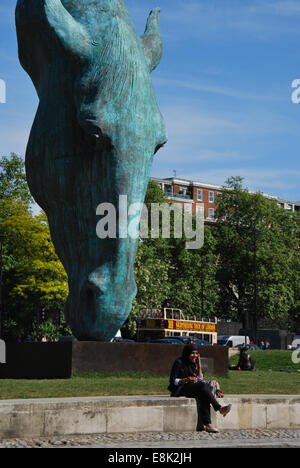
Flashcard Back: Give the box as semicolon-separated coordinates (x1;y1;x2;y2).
0;369;299;400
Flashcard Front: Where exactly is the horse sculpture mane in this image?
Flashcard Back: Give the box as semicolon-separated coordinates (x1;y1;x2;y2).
15;0;167;340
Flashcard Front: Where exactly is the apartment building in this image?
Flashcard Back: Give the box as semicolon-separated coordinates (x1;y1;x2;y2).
151;177;300;221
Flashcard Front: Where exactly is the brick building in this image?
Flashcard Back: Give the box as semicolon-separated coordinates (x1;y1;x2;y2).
151;177;300;221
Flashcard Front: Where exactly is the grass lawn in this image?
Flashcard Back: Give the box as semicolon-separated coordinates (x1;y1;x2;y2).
0;373;169;400
0;351;299;400
229;349;299;372
216;371;300;395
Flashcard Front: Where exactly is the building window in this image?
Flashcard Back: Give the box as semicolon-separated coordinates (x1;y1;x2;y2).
197;189;202;201
209;191;214;203
208;208;214;219
196;204;204;215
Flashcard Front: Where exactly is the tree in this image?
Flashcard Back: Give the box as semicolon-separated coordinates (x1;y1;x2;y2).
0;153;33;206
166;225;219;319
215;177;299;334
144;179;169;206
0;154;68;340
0;198;68;340
283;213;300;332
122;181;172;337
124;242;172;337
124;181;219;337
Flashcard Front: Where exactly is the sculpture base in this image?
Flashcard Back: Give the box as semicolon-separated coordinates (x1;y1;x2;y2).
0;342;72;379
0;342;228;379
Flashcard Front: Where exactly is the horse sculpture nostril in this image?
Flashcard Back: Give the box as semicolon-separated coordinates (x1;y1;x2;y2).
80;119;101;137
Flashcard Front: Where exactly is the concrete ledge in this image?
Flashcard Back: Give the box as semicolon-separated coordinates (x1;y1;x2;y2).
0;395;299;439
213;395;300;431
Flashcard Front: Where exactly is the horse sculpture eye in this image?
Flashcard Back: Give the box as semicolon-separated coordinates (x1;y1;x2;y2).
15;0;167;341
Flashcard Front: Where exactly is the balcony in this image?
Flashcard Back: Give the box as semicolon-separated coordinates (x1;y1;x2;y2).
166;191;192;200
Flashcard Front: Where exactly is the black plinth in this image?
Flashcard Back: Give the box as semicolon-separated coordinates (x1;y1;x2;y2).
0;342;228;379
0;342;72;379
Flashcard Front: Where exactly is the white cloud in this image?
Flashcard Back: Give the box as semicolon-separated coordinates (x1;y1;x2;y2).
162;105;240;136
154;0;300;42
159;99;298;145
154;76;284;102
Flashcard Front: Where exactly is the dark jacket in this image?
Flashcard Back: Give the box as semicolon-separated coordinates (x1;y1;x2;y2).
168;345;200;395
168;358;194;394
238;351;254;370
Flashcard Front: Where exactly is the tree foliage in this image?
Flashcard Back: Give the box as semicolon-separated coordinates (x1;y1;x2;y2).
215;177;300;330
124;181;219;336
0;152;33;205
166;226;218;318
0;154;68;341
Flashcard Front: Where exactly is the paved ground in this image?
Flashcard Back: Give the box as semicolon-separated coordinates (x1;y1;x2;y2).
1;429;300;448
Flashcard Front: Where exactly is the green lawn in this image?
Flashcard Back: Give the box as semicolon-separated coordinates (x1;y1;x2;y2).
0;371;299;400
0;373;169;400
229;350;299;372
216;371;300;395
0;351;299;400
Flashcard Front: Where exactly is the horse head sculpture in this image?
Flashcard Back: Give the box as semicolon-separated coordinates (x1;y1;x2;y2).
15;0;167;340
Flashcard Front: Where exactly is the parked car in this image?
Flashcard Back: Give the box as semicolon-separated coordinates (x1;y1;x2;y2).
148;338;183;344
161;336;193;345
165;336;212;346
235;343;260;351
112;337;135;342
217;335;250;348
194;339;212;346
148;337;212;346
58;336;77;342
170;336;191;344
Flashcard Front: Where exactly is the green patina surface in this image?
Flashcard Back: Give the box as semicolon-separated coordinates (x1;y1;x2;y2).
15;0;167;340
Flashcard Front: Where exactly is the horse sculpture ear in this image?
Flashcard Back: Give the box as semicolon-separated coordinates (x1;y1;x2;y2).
44;0;91;61
141;8;163;72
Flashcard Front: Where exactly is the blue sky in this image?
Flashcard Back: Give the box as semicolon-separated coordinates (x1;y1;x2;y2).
1;0;300;202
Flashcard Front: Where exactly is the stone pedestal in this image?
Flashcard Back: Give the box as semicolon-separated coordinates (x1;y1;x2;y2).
0;342;228;379
0;342;72;379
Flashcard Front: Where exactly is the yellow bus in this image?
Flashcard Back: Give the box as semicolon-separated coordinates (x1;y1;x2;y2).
137;308;218;344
